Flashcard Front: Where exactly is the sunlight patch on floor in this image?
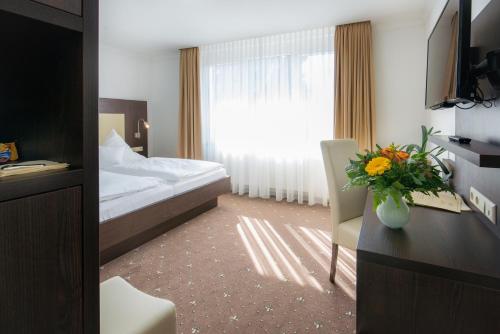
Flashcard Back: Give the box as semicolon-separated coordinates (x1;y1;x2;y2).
284;224;330;273
237;215;324;291
236;214;357;298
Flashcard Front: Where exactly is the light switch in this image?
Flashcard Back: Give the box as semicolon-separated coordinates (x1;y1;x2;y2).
132;146;144;152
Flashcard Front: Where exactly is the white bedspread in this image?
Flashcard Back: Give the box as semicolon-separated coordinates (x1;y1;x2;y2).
100;184;174;222
99;170;164;202
105;158;224;182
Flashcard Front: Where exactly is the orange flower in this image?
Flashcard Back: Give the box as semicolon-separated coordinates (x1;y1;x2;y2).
395;151;410;162
380;147;395;159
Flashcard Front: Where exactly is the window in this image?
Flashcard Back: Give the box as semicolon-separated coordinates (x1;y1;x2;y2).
201;27;334;205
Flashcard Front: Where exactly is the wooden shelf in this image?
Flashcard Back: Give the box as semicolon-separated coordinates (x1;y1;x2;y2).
0;0;83;32
0;168;83;202
430;135;500;168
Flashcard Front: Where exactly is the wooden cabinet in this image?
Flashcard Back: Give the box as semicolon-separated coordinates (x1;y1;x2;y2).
32;0;82;16
0;187;83;334
0;0;98;332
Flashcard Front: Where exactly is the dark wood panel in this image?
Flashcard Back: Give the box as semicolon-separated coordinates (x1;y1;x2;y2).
358;193;500;290
0;9;83;167
0;0;98;333
98;98;149;157
101;199;218;264
0;169;83;202
82;0;99;332
357;259;500;334
0;187;82;334
0;0;83;31
31;0;81;16
100;177;231;263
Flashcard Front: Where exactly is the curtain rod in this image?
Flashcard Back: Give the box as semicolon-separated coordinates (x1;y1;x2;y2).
336;20;371;28
178;47;198;51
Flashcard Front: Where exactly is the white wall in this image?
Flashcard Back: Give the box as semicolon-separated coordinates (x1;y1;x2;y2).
372;19;428;147
472;0;491;19
99;44;180;157
99;44;151;100
148;53;180;157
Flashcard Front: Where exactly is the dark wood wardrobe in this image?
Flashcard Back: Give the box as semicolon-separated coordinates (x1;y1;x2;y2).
0;1;99;333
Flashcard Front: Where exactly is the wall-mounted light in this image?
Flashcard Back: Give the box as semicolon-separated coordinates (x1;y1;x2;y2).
134;118;150;139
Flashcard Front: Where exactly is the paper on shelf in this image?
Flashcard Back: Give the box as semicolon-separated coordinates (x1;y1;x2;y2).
0;160;69;178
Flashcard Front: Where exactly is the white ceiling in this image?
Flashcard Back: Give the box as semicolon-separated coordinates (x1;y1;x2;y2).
100;0;435;52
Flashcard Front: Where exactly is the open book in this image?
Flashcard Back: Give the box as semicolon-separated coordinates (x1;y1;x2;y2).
0;160;69;178
409;191;470;213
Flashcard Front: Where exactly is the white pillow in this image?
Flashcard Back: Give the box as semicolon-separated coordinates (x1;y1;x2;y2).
99;145;125;169
102;129;128;148
102;129;146;163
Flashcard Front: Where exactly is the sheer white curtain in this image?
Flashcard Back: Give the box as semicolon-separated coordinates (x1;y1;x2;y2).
200;27;334;205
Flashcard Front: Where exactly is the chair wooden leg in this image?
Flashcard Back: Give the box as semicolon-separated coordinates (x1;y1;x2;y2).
330;243;339;283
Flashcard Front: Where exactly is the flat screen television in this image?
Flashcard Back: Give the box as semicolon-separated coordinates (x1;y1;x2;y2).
426;0;472;109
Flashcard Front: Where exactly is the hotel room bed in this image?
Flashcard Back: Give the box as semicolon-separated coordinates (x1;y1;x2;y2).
99;160;230;263
98;98;230;264
99;167;230;264
100;183;174;223
99;167;229;223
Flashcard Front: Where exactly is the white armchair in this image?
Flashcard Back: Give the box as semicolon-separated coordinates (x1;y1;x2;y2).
321;139;367;283
100;276;176;334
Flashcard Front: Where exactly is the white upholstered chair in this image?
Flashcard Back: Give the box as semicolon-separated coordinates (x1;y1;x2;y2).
100;276;177;334
321;139;367;283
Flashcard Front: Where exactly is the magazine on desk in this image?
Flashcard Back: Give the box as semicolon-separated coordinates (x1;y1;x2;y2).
409;191;471;213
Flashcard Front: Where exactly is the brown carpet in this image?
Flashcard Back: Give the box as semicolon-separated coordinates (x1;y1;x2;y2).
100;194;357;334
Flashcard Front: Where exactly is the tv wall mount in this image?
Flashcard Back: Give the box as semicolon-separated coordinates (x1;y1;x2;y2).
462;49;500;108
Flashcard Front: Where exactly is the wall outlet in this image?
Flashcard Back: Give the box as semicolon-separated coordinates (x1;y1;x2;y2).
470;187;497;224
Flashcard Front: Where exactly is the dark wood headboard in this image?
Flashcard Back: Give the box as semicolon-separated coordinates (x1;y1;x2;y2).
98;98;148;157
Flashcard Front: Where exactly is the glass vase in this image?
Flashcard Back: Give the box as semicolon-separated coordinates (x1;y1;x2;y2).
376;192;410;229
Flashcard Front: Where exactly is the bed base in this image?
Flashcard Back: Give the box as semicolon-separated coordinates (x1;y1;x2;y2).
100;177;231;264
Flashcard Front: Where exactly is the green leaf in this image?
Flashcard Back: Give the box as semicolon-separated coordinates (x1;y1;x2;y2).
430;153;450;175
421;125;428;153
411;174;423;185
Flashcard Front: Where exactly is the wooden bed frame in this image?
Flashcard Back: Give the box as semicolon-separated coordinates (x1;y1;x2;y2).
100;177;231;264
98;98;231;264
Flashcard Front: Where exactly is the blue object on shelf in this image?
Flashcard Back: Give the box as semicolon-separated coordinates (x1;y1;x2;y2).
0;149;11;163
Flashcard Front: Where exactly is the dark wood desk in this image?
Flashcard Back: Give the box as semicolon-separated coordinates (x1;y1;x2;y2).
357;193;500;334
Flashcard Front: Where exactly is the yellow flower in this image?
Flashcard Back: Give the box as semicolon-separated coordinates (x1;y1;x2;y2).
365;157;392;176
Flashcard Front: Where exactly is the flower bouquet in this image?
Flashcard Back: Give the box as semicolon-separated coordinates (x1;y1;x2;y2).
345;126;453;228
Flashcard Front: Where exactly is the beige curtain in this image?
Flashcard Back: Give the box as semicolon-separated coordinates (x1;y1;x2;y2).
442;12;458;101
334;21;376;151
178;47;202;159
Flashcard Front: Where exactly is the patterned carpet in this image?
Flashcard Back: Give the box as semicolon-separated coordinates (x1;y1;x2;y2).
100;194;357;334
